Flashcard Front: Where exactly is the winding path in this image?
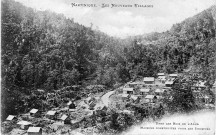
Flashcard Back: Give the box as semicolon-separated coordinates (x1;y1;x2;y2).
101;90;115;106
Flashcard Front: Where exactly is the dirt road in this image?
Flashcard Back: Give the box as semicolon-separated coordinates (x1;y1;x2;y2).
101;90;115;106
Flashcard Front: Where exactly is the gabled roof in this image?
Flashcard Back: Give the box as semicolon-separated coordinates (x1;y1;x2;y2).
158;76;166;79
140;89;150;92
121;94;129;98
17;121;32;125
145;95;155;99
122;110;132;114
158;73;165;76
27;127;41;132
47;111;56;115
123;88;134;91
143;77;155;82
30;109;38;114
60;114;68;121
128;82;138;85
67;101;72;106
169;74;178;77
6;115;15;121
155;89;163;93
131;95;138;100
165;81;174;85
204;95;209;99
37;89;45;92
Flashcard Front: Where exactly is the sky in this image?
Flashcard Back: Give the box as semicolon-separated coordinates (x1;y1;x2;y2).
15;0;216;38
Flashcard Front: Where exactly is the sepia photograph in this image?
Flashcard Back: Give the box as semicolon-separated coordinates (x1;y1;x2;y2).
1;0;216;134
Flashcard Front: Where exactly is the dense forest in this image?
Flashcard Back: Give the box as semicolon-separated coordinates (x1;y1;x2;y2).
1;0;216;121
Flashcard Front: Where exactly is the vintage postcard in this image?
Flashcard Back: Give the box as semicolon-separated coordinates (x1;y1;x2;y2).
1;0;216;135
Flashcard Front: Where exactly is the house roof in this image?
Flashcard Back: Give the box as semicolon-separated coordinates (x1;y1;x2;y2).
121;94;129;98
204;95;209;99
30;109;38;114
169;74;178;77
128;82;138;85
47;111;56;115
165;81;174;85
158;73;165;76
130;95;138;100
123;88;134;91
122;110;132;114
37;89;45;92
67;101;72;106
155;89;163;93
27;127;41;132
69;109;77;112
6;115;15;121
140;89;150;92
143;77;155;82
158;76;166;79
60;115;68;121
145;95;155;99
17;121;32;125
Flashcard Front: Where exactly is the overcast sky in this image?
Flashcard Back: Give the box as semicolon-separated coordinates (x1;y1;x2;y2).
15;0;215;38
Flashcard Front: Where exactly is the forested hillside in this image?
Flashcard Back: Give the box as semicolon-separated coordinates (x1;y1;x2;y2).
1;0;216;121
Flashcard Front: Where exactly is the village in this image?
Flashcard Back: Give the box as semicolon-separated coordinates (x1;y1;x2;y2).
2;72;215;135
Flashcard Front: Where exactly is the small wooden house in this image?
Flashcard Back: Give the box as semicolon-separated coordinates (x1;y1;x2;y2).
145;95;157;103
155;89;163;95
121;110;134;115
27;127;42;135
140;88;150;95
123;88;134;94
67;101;72;106
46;111;57;120
17;121;32;130
60;114;71;124
6;115;17;121
143;77;155;84
130;95;140;103
169;74;178;78
30;109;39;117
165;81;174;87
157;73;165;76
120;94;130;101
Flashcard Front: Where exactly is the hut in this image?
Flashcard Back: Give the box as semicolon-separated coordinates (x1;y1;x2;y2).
165;80;174;87
145;95;157;103
123;88;134;94
60;115;71;124
46;111;57;120
27;127;42;135
130;95;139;103
143;77;155;84
30;109;39;117
17;121;32;130
89;101;96;110
157;73;165;76
140;88;150;95
6;115;17;121
120;94;130;101
169;74;178;78
155;89;164;95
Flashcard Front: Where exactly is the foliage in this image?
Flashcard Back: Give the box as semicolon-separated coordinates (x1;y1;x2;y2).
1;0;216;121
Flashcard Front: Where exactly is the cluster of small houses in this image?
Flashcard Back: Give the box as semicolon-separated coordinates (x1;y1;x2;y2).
118;73;215;107
4;102;76;135
3;73;215;134
3;94;109;135
118;73;177;104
